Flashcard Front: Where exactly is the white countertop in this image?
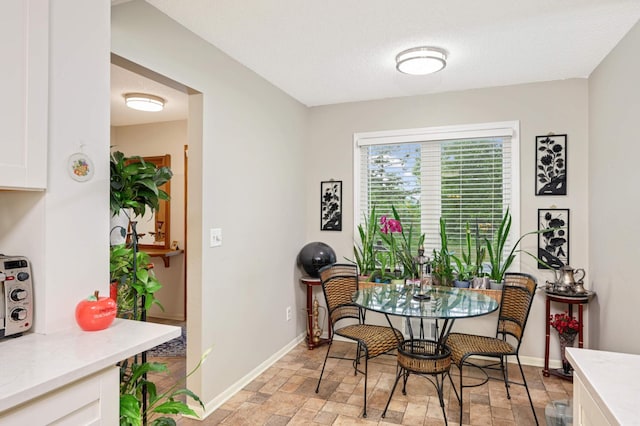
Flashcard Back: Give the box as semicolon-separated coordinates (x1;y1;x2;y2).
566;347;640;425
0;319;180;412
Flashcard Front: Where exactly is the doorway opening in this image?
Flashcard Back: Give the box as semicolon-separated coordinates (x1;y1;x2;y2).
110;53;202;361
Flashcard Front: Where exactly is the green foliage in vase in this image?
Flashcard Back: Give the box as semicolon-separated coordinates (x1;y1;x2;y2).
452;222;486;281
349;206;379;276
377;206;425;279
110;151;173;218
485;208;553;282
432;218;454;286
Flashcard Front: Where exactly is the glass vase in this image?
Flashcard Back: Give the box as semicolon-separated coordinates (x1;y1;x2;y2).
559;332;577;374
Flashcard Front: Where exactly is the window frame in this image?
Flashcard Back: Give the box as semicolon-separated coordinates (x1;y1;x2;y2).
353;120;521;269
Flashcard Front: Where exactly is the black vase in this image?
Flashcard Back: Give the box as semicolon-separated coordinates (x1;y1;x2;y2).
297;242;336;277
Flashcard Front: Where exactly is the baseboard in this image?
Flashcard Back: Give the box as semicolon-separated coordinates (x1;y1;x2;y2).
192;332;306;420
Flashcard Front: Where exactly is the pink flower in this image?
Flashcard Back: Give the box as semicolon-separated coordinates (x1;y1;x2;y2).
380;216;402;234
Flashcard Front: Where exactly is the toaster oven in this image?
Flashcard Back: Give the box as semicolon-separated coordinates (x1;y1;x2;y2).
0;255;33;338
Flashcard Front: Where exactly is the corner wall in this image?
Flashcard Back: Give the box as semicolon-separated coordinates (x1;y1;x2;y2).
588;20;640;354
112;0;309;412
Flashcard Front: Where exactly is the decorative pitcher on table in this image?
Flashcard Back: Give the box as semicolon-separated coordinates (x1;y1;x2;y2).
553;266;585;293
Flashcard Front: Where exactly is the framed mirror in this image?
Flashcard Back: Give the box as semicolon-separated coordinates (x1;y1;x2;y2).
137;154;171;250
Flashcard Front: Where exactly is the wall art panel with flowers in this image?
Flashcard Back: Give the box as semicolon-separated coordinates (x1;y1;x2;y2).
320;180;342;231
536;134;567;195
538;208;569;269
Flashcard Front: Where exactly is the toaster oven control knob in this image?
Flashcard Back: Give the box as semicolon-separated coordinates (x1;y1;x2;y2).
11;289;28;301
17;272;29;281
11;308;27;321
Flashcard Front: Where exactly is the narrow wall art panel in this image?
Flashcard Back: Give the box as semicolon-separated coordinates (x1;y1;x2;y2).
320;180;342;231
538;208;569;269
536;134;567;195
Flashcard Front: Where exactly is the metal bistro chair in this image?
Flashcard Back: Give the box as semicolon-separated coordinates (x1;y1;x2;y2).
315;263;403;417
445;272;539;425
382;339;452;425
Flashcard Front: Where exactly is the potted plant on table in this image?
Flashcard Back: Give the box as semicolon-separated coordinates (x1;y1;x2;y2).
432;218;454;287
485;208;555;289
374;206;425;284
349;206;379;278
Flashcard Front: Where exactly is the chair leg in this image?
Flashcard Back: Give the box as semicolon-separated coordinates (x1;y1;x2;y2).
446;364;462;425
437;374;449;426
362;355;368;418
402;369;409;394
516;355;539;425
502;355;512;399
458;366;464;426
354;342;362;374
315;341;332;393
382;366;403;418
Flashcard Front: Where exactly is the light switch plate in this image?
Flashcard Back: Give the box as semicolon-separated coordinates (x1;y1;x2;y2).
210;228;222;247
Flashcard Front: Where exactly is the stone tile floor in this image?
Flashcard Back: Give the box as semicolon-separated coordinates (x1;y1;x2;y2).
149;340;572;425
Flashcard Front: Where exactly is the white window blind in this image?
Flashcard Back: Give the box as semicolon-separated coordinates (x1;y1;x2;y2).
354;121;520;263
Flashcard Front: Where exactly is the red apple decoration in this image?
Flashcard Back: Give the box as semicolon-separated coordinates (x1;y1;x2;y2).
75;290;117;331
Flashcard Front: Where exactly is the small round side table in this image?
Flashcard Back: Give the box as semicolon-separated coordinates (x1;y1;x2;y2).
300;277;331;350
543;290;595;380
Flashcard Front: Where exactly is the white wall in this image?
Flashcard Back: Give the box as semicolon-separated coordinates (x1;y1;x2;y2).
0;0;110;334
112;0;309;413
307;79;590;364
589;21;640;354
111;120;187;320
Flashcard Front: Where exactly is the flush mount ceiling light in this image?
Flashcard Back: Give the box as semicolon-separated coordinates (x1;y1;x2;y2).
395;47;447;75
124;93;165;112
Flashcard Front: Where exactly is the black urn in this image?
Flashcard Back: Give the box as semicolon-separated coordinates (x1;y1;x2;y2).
297;242;337;278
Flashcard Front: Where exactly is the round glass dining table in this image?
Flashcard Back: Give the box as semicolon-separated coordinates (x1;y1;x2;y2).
352;283;500;343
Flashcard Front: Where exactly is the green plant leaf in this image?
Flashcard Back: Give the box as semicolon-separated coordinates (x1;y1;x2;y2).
119;394;142;426
153;400;199;416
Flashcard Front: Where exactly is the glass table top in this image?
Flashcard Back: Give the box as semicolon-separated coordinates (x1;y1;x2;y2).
352;284;500;319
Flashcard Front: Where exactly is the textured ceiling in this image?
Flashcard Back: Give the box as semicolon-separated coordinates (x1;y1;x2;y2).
112;0;640;125
143;0;640;107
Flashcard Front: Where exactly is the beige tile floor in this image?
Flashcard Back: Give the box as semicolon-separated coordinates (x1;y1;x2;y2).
148;340;573;426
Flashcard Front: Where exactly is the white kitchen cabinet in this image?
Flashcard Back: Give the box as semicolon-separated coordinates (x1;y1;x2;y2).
0;367;118;425
0;320;181;423
567;347;640;426
0;0;48;190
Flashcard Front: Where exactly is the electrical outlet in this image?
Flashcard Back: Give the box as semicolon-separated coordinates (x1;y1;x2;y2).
286;306;292;321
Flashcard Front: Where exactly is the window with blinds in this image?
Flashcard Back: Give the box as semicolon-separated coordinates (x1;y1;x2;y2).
354;121;520;263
